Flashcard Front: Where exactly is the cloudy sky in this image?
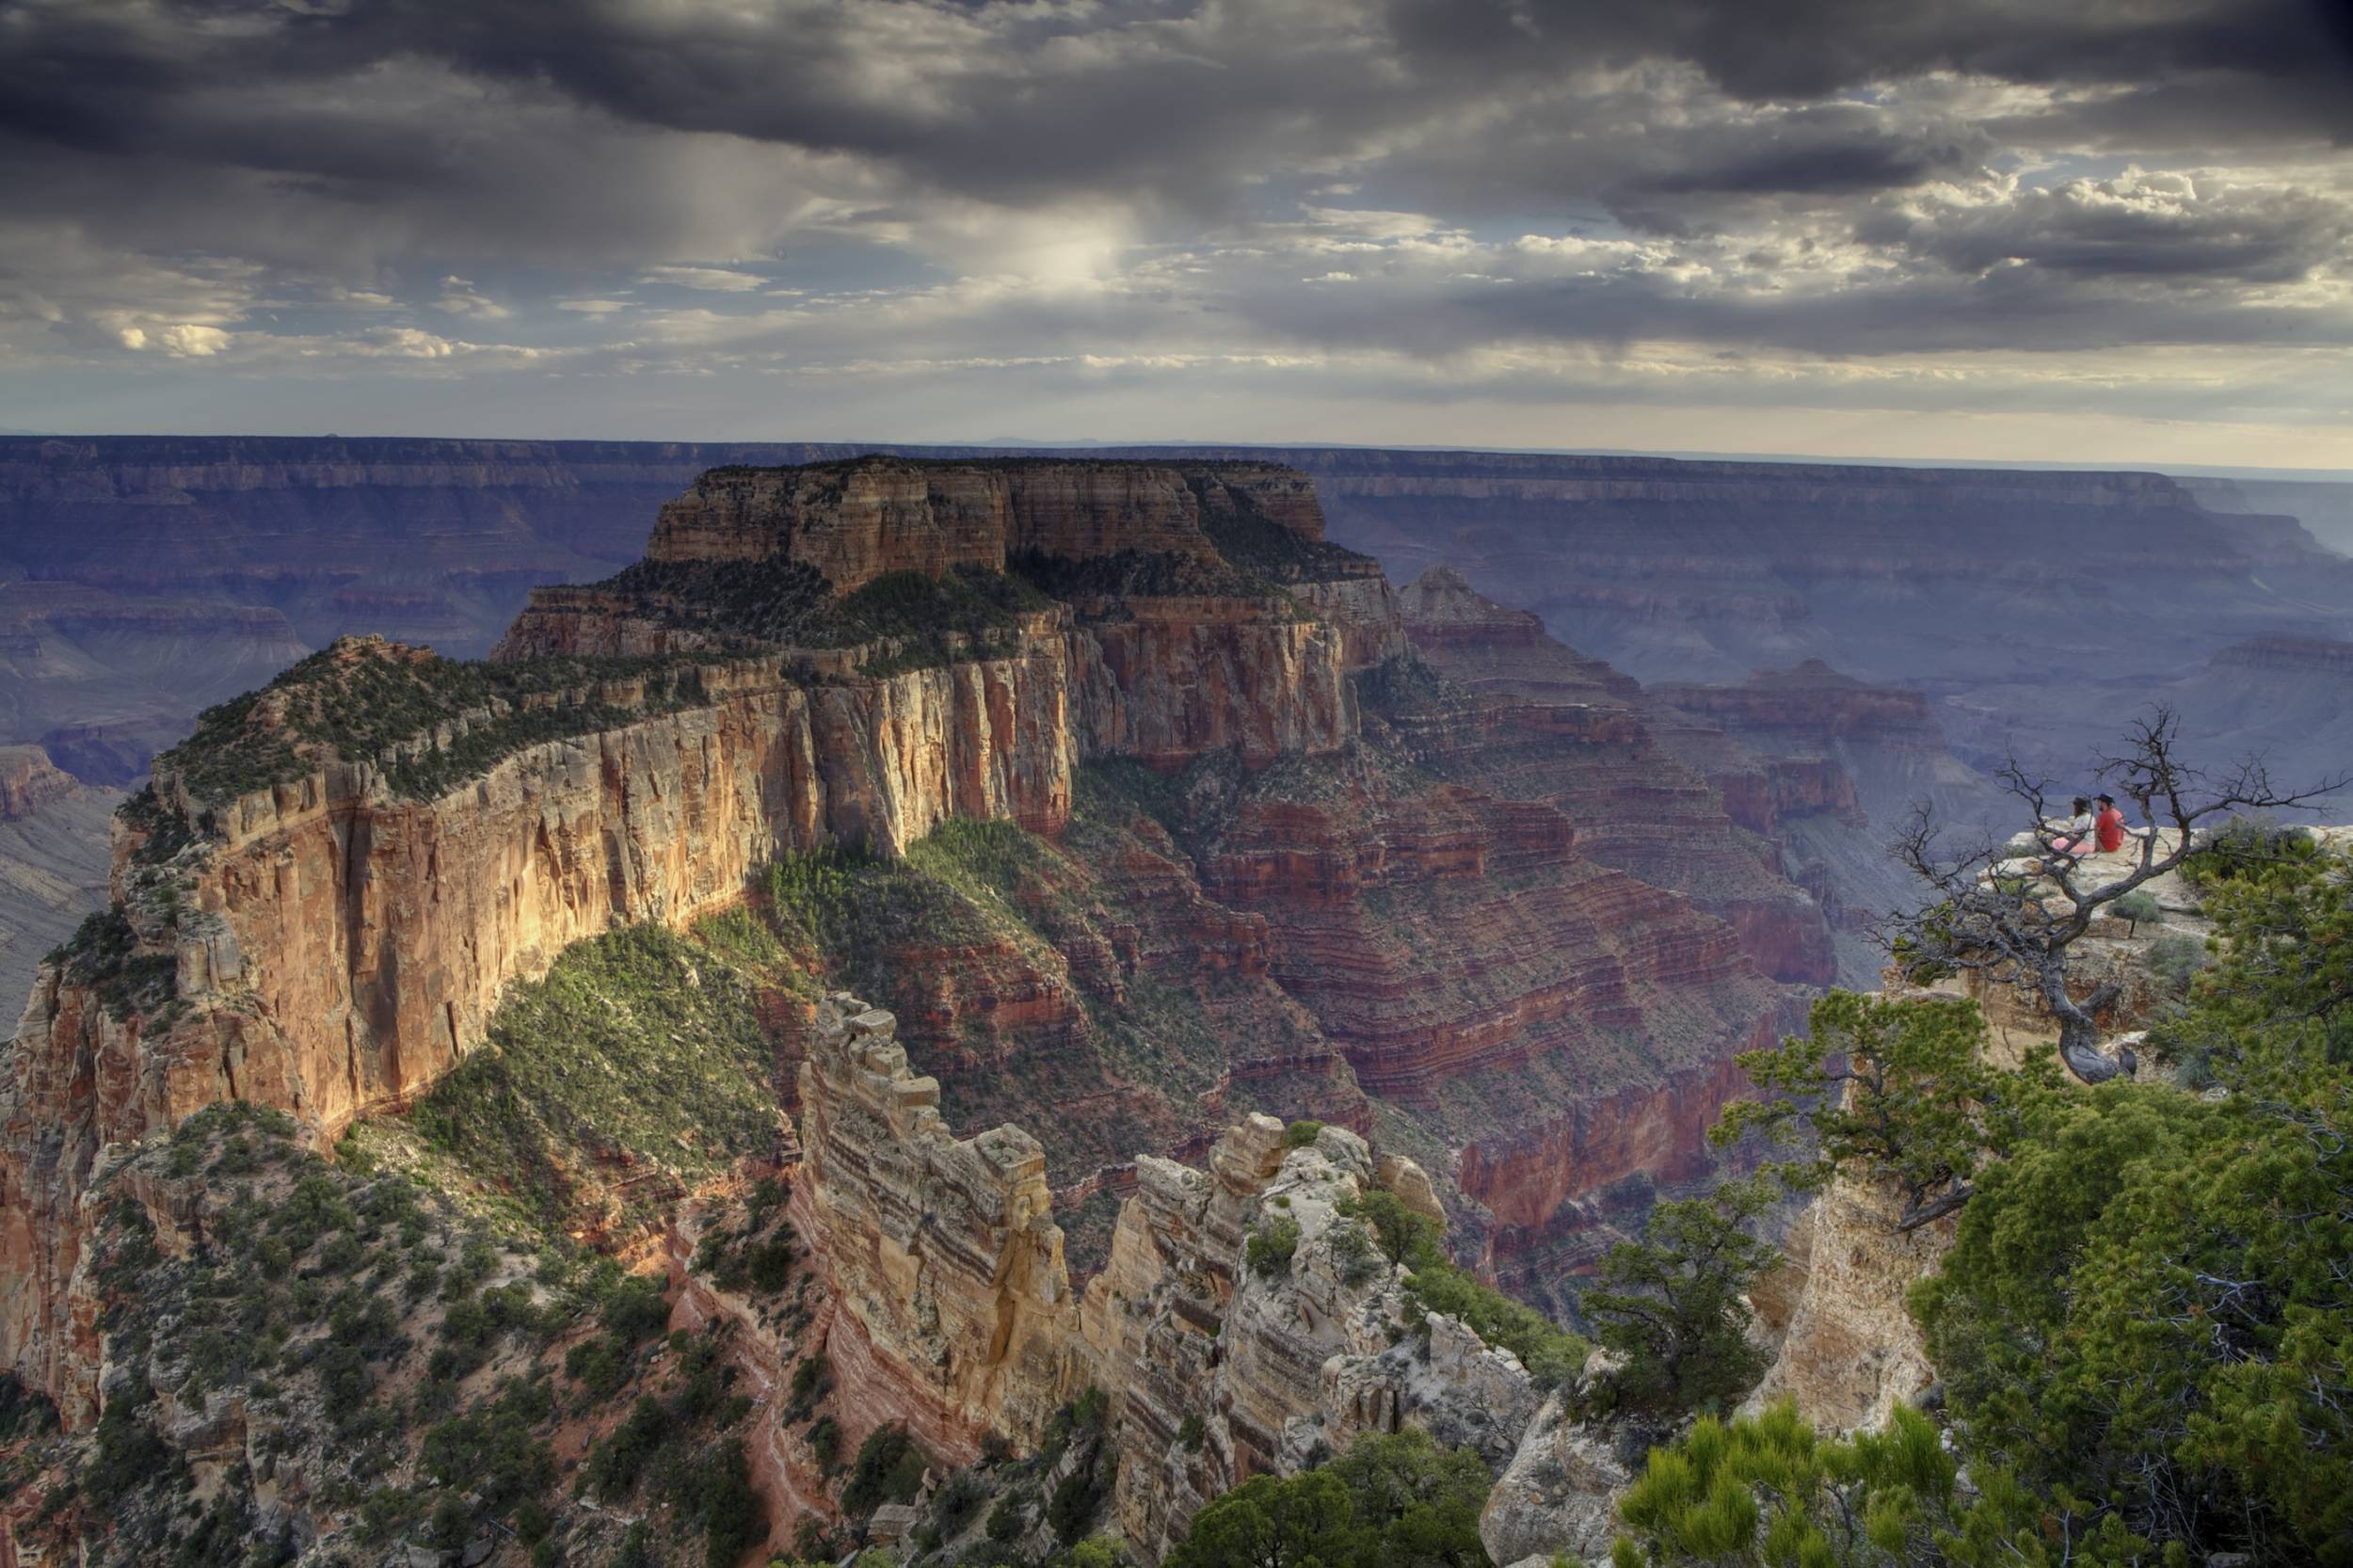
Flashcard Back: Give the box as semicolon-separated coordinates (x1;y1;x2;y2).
4;0;2352;465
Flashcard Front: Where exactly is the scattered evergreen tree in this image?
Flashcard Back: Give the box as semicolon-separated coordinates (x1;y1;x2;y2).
1713;990;2048;1230
1163;1430;1490;1568
1580;1178;1778;1415
1610;1401;2059;1568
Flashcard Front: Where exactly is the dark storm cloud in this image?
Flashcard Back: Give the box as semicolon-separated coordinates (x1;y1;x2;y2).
1386;0;2353;130
0;0;2349;427
8;0;2345;215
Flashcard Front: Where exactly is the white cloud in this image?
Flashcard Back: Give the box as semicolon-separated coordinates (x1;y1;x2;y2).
156;324;231;357
435;278;510;319
640;265;764;292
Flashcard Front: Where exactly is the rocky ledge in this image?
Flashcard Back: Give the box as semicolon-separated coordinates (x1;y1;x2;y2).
790;992;1563;1563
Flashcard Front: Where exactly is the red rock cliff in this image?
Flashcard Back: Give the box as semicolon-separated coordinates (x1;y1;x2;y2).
624;456;1324;593
0;459;1363;1421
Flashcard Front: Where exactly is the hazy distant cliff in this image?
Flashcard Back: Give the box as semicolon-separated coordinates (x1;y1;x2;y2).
9;437;2345;788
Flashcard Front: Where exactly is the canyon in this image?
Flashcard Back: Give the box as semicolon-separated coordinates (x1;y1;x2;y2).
0;456;1805;1448
9;437;2345;786
4;441;2342;1566
8;435;2343;987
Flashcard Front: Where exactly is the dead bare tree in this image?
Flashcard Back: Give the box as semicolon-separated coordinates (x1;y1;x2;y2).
1887;707;2347;1084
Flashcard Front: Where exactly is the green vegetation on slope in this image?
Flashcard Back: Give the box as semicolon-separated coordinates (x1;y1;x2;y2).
590;557;1057;661
1165;1428;1493;1568
1580;1178;1778;1416
43;906;177;1022
151;641;738;808
1191;481;1375;586
15;1102;761;1568
1337;1185;1589;1389
402;922;783;1233
1634;835;2353;1565
1612;1403;2036;1568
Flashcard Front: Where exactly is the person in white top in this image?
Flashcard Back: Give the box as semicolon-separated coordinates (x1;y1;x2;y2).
2053;795;2094;858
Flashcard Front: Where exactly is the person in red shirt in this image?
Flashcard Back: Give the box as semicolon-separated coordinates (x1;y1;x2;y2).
2094;793;2129;853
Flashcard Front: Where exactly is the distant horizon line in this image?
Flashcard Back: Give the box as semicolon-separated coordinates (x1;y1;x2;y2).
6;428;2350;485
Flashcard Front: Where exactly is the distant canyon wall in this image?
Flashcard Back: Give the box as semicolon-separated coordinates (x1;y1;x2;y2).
11;437;2346;787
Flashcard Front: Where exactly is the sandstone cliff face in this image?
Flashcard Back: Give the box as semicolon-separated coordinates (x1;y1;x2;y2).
641;459;1320;589
1067;600;1353;770
0;635;1087;1421
0;461;1369;1421
790;995;1082;1465
1740;1172;1951;1434
792;993;1551;1563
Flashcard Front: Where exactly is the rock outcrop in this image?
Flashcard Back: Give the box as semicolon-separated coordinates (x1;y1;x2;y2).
790;994;1082;1465
0;747;120;1025
1740;1172;1950;1434
0;747;77;824
789;989;1557;1562
1478;1383;1640;1568
1074;1113;1545;1560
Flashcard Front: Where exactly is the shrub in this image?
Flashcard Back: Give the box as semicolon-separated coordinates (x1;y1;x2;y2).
1713;989;2034;1230
426;1493;472;1552
2181;815;2313;889
566;1336;629;1400
585;1397;669;1501
789;1353;826;1407
1329;1221;1384;1288
986;1493;1030;1542
1580;1178;1777;1416
600;1272;671;1344
1245;1215;1302;1279
1282;1119;1326;1149
840;1424;929;1517
2108;890;2162;928
936;1469;988;1535
744;1234;794;1295
698;1438;762;1568
1165;1430;1489;1568
2147;933;2209;992
1609;1403;2026;1567
1048;1452;1116;1544
808;1415;843;1470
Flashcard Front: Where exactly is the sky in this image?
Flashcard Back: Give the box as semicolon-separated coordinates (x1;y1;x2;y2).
4;0;2353;466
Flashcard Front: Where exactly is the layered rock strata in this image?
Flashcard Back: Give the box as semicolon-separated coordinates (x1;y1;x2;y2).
790;994;1082;1464
3;456;1823;1448
1387;568;1838;988
792;991;1553;1561
2;460;1365;1420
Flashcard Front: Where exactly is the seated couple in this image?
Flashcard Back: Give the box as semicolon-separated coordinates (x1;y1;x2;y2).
2053;793;2133;858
